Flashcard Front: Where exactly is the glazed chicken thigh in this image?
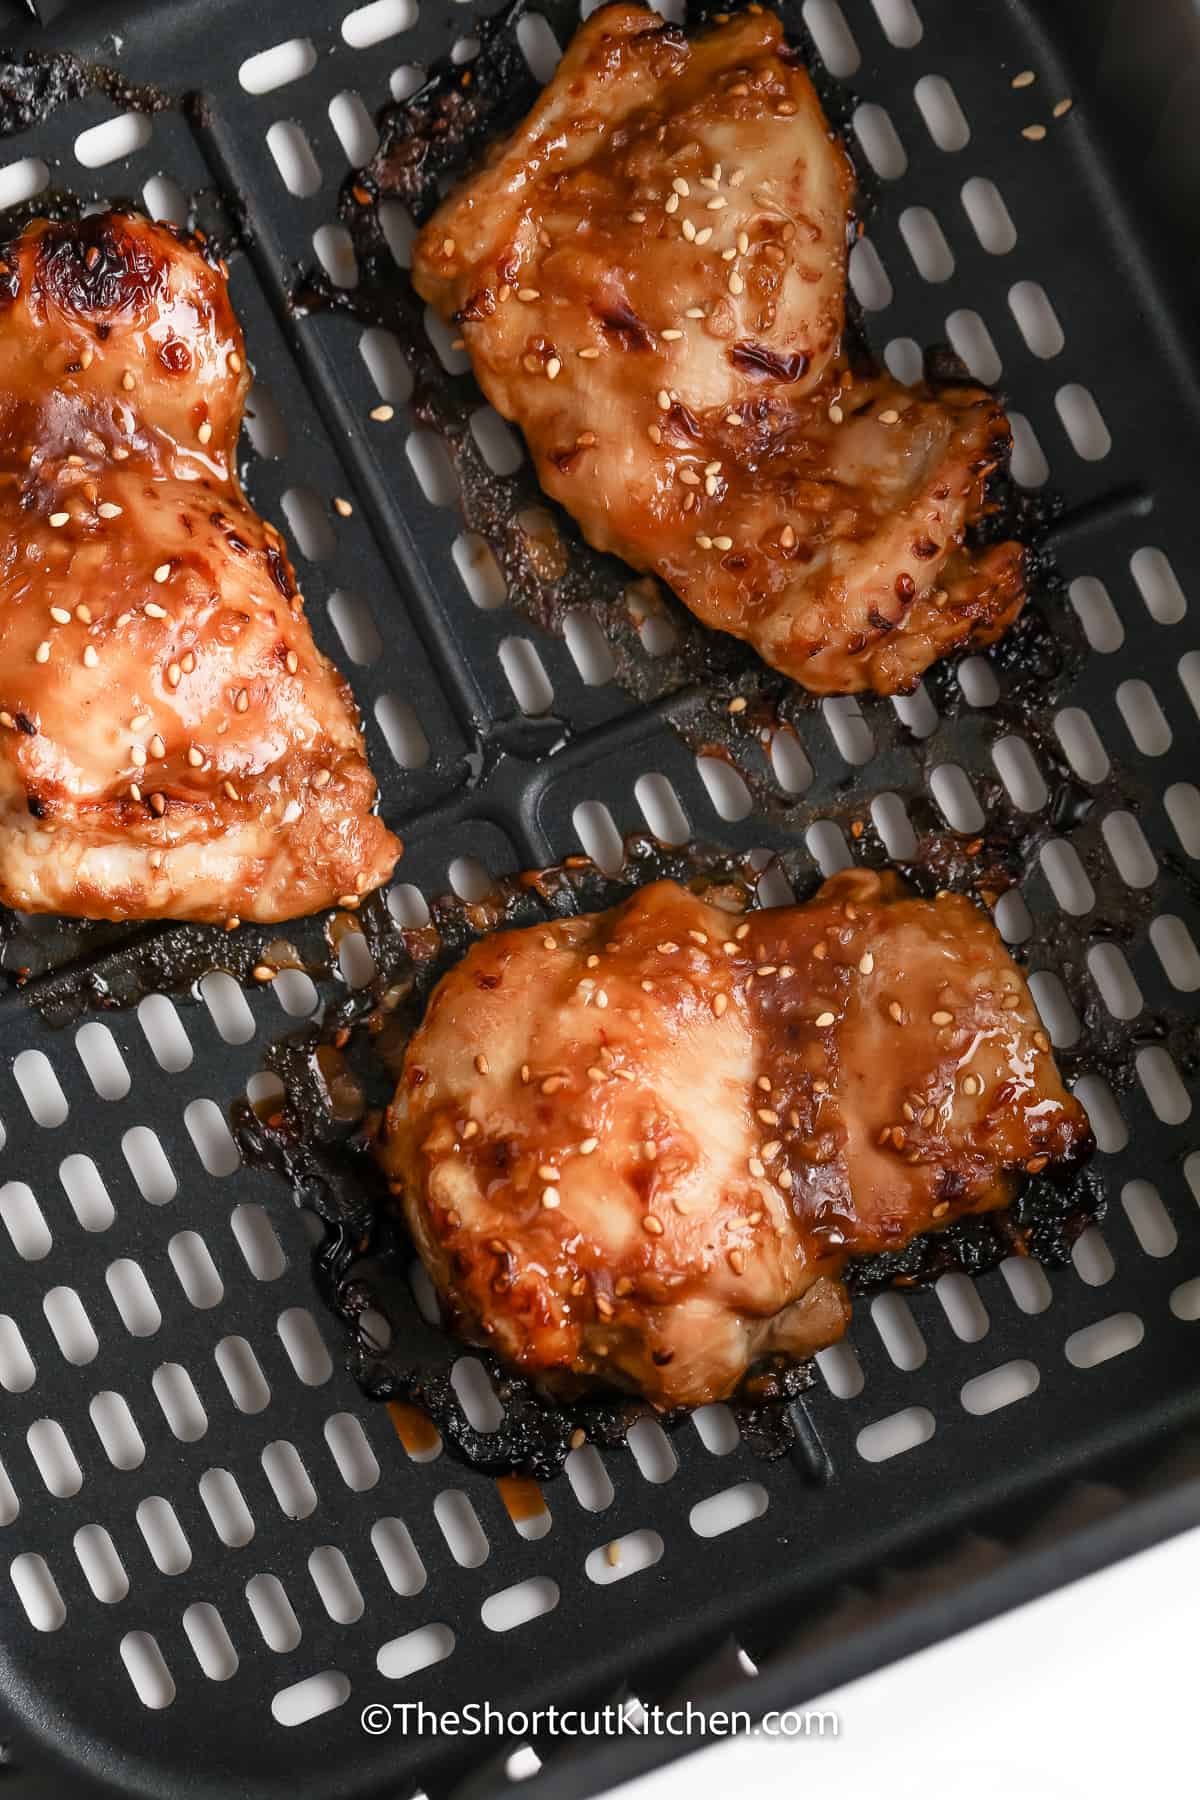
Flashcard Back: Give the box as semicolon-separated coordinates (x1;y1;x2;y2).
378;872;1091;1408
413;4;1024;695
0;211;400;922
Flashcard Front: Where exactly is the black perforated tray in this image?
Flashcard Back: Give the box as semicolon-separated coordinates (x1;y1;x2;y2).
0;1;1198;1797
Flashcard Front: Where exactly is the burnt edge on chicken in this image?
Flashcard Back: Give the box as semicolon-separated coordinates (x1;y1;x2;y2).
232;837;1105;1481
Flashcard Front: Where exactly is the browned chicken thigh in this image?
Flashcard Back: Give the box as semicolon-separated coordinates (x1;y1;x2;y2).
377;872;1091;1408
413;4;1024;695
0;211;400;922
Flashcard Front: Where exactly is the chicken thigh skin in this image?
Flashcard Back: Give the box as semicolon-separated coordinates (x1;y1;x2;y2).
0;211;400;923
378;872;1091;1408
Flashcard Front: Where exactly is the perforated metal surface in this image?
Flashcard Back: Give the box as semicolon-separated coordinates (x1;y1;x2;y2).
0;1;1198;1797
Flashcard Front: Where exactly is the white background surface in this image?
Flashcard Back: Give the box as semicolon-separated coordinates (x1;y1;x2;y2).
617;1520;1199;1799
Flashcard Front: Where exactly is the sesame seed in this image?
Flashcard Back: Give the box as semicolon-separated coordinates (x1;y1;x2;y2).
1026;1153;1050;1173
49;605;70;624
748;1157;765;1178
144;602;167;619
680;467;700;486
931;1010;953;1025
642;1214;664;1235
648;424;662;444
312;768;333;788
859;952;875;974
128;783;141;801
153;562;170;583
656;388;671;410
828;403;844;423
664;193;680;214
735;923;750;940
932;1200;950;1218
35;641;49;664
197;420;213;445
1022;123;1047;140
712;992;728;1017
685;306;706;319
285;651;299;675
130;745;148;768
113;446;129;460
228;352;242;373
187;746;203;767
737;231;750;254
706;196;727;211
98;502;122;518
963;1074;983;1096
121;369;135;391
694;226;713;245
887;1001;904;1022
812;943;827;960
761;1140;780;1161
234;688;249;713
672;176;690;196
595;990;608;1009
578;346;601;359
725;411;741;425
661;328;684;341
1011;69;1036;88
369;404;394;421
756;964;776;977
728;696;747;714
252;964;276;983
815;1012;836;1028
180;653;195;674
728;1247;745;1275
541;1075;565;1094
681;219;697;242
728;271;744;295
1033;1030;1050;1052
695;533;713;549
75;604;92;624
542;1186;561;1208
1053;97;1073;117
756;1108;779;1125
779;1168;793;1190
546;357;562;380
48;510;70;528
147;791;165;815
628;210;646;224
333;497;353;518
712;535;733;551
462;1120;480;1140
705;475;718;495
223;779;239;801
879;408;900;425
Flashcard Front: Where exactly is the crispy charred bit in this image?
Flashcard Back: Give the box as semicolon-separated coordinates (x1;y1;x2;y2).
376;869;1092;1410
0;209;400;923
412;3;1026;696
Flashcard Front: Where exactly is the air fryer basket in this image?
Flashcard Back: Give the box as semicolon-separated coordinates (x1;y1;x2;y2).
0;0;1198;1796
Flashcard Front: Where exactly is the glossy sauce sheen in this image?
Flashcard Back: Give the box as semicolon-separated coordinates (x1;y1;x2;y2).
0;212;400;922
377;873;1092;1409
412;4;1024;695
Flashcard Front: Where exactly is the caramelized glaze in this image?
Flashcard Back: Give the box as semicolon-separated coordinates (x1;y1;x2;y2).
377;872;1092;1408
0;211;400;922
412;4;1023;695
